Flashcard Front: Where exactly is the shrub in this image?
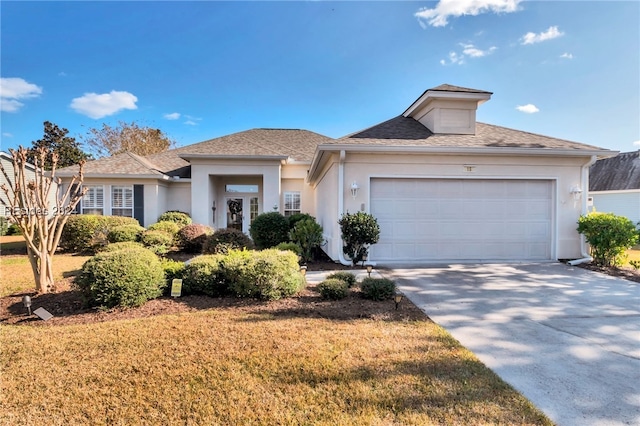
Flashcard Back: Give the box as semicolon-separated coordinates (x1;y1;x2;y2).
60;215;140;253
157;211;192;227
226;249;305;300
289;218;324;263
107;224;145;243
360;277;396;301
160;258;186;295
202;228;254;254
148;221;181;237
0;217;7;236
249;212;289;249
7;223;22;235
100;241;145;252
287;213;315;230
176;224;214;253
577;212;638;266
275;242;302;256
338;212;380;265
181;254;227;296
629;260;640;271
75;247;165;308
317;278;349;300
140;230;174;255
326;271;357;288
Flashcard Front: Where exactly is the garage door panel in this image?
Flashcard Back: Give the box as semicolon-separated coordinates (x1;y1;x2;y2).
370;178;553;262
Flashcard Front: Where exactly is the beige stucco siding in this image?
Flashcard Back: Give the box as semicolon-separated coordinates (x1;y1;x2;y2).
313;161;340;260
165;182;191;217
314;152;591;261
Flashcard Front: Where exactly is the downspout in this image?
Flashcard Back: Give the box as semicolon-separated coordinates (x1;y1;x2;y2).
336;150;351;265
568;155;597;266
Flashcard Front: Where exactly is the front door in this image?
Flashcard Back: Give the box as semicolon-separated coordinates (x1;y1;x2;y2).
226;197;244;232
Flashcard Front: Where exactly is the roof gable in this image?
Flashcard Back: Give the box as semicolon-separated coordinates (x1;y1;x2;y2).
590;151;640;191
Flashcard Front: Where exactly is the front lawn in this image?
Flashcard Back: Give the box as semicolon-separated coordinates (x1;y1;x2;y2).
0;308;552;425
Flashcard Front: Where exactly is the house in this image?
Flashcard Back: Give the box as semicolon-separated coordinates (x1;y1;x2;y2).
589;151;640;224
1;151;58;218
56;84;616;264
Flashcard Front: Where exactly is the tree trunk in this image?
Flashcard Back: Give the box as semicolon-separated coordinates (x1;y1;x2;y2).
26;245;54;294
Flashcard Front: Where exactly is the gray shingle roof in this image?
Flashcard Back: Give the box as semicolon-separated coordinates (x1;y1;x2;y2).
590;151;640;191
425;84;493;94
58;128;332;178
335;116;606;151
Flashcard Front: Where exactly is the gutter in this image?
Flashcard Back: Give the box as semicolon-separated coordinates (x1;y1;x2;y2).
568;155;598;266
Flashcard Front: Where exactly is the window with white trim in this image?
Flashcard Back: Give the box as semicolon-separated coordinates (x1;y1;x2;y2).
111;186;133;217
82;185;104;215
283;191;301;217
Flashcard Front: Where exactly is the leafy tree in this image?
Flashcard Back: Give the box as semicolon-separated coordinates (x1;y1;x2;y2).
0;147;86;293
338;212;380;266
577;212;638;266
83;121;175;158
27;121;91;170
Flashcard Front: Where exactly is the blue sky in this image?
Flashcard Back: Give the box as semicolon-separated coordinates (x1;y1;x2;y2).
1;1;638;154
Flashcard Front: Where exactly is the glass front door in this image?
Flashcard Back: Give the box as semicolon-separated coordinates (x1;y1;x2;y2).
226;198;244;232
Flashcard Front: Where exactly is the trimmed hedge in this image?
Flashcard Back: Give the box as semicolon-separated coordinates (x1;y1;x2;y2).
326;271;357;288
107;224;145;243
75;246;165;308
249;212;289;249
148;221;181;237
317;278;349;300
182;254;227;296
275;242;302;256
360;278;396;301
60;215;140;253
202;228;254;254
181;249;305;300
177;224;214;253
140;230;173;255
100;241;145;252
157;211;192;227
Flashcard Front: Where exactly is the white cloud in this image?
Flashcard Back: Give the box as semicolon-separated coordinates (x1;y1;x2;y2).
184;120;197;126
2;132;13;138
0;77;43;112
416;0;522;28
516;104;540;114
560;52;574;59
441;44;496;65
633;140;640;147
461;43;497;57
521;26;564;45
164;112;181;120
70;90;138;119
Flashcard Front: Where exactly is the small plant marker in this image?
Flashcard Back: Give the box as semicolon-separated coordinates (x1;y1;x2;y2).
33;307;53;321
171;279;183;298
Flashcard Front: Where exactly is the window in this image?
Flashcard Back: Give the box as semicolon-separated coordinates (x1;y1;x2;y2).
225;184;258;193
250;197;259;223
111;186;133;217
82;185;104;215
283;192;301;217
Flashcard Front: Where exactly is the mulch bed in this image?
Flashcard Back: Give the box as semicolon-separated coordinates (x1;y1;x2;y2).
573;262;640;283
0;262;423;327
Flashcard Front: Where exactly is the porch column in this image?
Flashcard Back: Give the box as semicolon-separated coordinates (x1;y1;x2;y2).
190;167;211;226
262;165;281;214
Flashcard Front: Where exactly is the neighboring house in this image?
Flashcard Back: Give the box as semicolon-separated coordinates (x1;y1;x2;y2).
56;84;616;264
0;151;58;218
589;151;640;224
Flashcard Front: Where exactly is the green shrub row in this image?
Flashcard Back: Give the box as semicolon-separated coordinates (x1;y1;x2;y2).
75;245;165;308
157;211;192;227
181;249;305;300
61;215;141;253
203;228;254;254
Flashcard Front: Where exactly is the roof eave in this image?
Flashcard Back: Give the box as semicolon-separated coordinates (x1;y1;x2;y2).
178;154;289;162
56;173;170;180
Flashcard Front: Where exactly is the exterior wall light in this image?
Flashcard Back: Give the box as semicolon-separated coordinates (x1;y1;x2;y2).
350;181;359;199
366;264;373;278
570;185;583;201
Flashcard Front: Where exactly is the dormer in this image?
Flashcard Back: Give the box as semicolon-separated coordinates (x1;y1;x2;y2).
402;84;492;135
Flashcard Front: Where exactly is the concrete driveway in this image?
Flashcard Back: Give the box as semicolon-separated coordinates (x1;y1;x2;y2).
389;263;640;426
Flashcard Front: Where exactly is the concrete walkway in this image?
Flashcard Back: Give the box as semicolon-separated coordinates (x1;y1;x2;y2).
389;263;640;426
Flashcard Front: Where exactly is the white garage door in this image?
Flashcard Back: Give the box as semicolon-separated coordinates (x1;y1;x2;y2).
370;178;553;262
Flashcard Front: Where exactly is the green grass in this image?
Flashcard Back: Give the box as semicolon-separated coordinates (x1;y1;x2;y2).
0;311;553;425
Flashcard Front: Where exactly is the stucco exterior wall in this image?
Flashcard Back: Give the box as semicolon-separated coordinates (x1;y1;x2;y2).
313;160;340;260
165;181;192;217
590;190;640;224
314;152;590;260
